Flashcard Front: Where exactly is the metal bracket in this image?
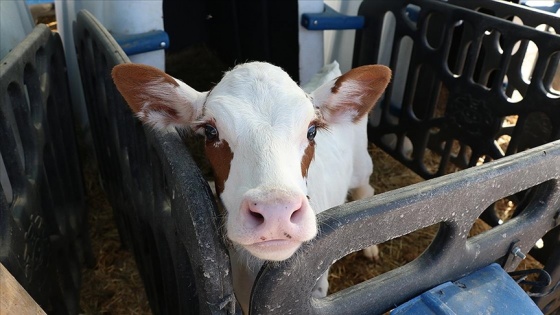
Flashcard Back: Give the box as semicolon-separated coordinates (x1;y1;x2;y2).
504;240;526;268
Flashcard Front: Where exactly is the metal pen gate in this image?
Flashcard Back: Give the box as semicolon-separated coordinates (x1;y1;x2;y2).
0;24;92;314
73;10;238;315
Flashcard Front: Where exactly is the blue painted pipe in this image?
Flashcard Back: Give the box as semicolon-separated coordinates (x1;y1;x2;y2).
302;5;364;30
113;30;170;56
25;0;54;4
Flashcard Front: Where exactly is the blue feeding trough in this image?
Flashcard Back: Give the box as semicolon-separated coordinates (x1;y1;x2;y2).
391;264;543;314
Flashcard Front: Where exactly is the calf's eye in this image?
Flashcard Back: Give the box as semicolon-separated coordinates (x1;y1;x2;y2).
205;124;219;141
307;125;317;141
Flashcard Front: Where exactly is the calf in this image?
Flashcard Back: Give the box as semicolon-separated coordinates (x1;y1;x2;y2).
112;62;391;313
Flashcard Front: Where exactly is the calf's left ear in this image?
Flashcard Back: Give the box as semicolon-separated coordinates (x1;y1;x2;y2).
310;65;391;124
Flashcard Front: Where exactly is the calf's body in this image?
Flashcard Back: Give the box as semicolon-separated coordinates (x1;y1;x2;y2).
112;62;391;313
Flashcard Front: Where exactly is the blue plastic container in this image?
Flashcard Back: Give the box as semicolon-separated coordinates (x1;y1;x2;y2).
391;264;542;315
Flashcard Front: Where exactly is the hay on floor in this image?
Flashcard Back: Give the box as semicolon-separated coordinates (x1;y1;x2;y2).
79;155;151;315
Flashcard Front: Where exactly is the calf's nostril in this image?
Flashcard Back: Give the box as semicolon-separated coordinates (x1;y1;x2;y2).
289;207;303;222
249;210;264;223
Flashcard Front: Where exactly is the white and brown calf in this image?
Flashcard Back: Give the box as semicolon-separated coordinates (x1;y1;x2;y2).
112;61;391;313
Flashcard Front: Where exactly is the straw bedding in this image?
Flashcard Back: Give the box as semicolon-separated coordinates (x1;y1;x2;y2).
79;154;151;315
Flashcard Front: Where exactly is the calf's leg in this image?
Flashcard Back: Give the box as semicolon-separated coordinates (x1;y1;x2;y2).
350;185;379;261
312;269;330;298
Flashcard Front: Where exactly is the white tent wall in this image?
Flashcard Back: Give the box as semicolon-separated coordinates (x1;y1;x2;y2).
0;0;35;60
323;0;362;74
298;0;364;82
55;0;165;134
297;0;325;85
0;0;35;207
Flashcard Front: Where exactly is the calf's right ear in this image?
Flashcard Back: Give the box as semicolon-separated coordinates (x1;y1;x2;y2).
112;64;206;131
310;65;391;124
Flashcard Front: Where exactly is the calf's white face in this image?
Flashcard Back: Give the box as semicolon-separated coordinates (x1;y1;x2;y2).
112;62;390;261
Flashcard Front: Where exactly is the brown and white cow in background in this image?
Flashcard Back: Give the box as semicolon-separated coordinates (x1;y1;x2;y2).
112;61;391;313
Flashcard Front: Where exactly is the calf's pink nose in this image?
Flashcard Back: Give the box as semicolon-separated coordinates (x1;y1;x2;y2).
242;191;308;240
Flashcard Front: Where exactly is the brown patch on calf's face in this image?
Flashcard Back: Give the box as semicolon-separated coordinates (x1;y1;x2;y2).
301;143;315;178
205;140;234;195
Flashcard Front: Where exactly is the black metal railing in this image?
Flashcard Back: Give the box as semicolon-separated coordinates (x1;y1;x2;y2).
353;0;560;312
251;140;560;314
355;0;560;180
0;24;92;314
73;10;238;315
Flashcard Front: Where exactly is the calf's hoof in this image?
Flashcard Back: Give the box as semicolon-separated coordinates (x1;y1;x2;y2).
363;244;380;261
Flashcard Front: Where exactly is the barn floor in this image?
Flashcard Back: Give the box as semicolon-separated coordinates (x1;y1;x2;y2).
79;153;151;314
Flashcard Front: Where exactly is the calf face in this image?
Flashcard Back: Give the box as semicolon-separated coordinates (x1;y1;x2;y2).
112;62;390;261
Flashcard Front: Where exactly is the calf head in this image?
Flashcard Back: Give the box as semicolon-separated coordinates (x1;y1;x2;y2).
112;62;390;261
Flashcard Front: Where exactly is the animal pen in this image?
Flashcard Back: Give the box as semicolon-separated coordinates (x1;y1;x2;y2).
1;0;560;314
